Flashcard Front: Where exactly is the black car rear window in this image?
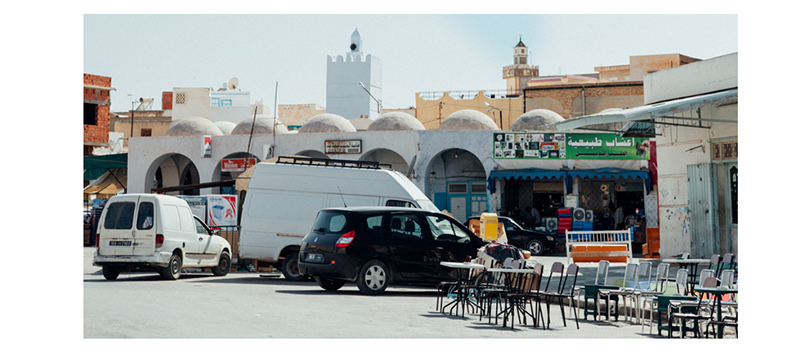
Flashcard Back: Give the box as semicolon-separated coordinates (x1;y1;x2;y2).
104;202;135;230
312;210;351;234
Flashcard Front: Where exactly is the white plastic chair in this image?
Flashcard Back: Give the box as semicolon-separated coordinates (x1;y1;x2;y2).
633;262;670;324
643;268;687;334
599;263;639;321
573;260;610;319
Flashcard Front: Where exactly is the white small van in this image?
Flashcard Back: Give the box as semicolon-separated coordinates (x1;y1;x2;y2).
93;193;232;280
238;156;439;281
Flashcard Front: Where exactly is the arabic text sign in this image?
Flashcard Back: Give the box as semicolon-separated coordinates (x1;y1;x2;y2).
493;132;649;160
325;140;362;154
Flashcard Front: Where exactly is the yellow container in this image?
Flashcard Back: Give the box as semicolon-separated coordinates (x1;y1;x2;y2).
480;213;499;241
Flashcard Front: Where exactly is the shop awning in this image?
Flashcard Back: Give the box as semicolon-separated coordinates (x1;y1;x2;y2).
84;153;128;181
551;89;738;135
487;168;566;193
567;168;651;193
83;168;127;197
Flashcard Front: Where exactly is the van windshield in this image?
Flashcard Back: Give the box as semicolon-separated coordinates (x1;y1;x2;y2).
104;202;135;230
311;210;351;234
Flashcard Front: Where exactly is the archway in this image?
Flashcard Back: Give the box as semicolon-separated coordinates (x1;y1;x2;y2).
145;153;199;195
425;148;487;222
360;148;409;173
214;152;260;195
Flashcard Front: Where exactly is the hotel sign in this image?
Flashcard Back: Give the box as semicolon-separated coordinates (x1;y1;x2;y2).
325;140;362;154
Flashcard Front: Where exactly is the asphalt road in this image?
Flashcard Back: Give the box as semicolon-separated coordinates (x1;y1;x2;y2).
83;247;666;340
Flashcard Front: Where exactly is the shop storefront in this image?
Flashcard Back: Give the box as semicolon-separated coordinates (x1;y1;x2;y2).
489;132;653;246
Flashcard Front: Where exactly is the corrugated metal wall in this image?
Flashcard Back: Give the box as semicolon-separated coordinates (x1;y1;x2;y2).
687;164;720;258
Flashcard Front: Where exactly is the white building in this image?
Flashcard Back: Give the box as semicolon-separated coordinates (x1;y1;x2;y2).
326;29;382;119
171;82;267;124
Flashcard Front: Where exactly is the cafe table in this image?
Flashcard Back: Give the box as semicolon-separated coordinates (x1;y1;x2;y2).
661;258;711;293
439;262;486;317
694;286;738;338
486;267;539;328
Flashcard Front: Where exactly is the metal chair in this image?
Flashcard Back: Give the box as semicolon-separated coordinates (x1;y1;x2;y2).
668;276;717;338
576;260;609;320
599;263;639;321
545;263;581;329
634;262;669;325
643;268;687;334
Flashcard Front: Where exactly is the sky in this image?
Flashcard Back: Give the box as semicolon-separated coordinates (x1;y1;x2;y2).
84;13;738;115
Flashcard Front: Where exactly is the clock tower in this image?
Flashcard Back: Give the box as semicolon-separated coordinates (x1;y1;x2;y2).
503;38;539;96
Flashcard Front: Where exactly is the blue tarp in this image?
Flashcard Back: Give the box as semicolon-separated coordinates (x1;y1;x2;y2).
487;168;566;192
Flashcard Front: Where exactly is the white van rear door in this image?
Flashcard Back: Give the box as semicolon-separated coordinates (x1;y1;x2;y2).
131;195;158;256
98;195;140;256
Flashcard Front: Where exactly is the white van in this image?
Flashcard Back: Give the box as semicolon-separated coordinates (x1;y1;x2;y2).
238;156;438;280
93;194;232;280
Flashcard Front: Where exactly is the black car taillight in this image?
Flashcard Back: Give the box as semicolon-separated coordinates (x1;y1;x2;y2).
335;230;355;248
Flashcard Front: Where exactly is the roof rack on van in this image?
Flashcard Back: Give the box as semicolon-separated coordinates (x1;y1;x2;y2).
275;156;392;170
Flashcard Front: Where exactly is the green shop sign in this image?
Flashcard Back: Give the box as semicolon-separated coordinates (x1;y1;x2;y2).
493;132;649;160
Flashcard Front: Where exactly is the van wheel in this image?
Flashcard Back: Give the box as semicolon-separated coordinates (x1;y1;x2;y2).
315;276;345;291
281;253;304;281
211;253;231;276
357;260;389;295
162;254;182;280
102;266;120;280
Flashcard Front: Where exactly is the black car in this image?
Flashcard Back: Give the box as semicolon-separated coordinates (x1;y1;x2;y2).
299;207;486;295
464;216;556;256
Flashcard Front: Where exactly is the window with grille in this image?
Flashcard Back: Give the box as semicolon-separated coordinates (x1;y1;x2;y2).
448;183;467;193
140;128;152;137
175;92;186;105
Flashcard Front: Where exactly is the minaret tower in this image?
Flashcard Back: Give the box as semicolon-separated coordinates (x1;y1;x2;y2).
326;28;382;119
503;38;539;96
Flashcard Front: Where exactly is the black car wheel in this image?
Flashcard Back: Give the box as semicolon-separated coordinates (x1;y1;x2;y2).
526;239;545;256
212;253;231;276
162;253;182;280
357;260;389;295
315;276;346;291
102;266;120;280
281;252;305;281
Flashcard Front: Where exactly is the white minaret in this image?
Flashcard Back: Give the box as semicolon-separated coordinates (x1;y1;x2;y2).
326;28;382;119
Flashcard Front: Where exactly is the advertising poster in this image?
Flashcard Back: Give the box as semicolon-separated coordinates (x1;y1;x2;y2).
177;196;207;220
203;135;212;158
493;132;566;159
207;195;238;227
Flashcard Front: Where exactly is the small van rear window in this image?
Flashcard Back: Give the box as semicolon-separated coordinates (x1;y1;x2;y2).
104;202;135;230
136;202;154;230
312;211;350;234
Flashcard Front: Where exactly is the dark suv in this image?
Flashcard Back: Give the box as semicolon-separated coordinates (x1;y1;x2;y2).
464;216;556;256
299;207;486;295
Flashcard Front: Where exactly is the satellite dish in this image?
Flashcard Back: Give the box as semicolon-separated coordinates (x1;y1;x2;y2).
228;77;239;90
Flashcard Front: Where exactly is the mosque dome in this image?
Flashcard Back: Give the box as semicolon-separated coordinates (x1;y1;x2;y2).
214;121;236;135
231;115;288;135
510;109;565;131
438;109;499;130
368;112;425;131
165;116;224;136
298;113;356;133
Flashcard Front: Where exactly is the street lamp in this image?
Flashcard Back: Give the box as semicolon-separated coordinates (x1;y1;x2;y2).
483;102;503;130
359;81;382;116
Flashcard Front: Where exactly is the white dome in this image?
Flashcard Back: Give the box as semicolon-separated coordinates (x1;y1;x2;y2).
231;115;288;135
298;113;356;133
439;109;499;130
166;116;224;136
368;112;425;131
510;109;565;131
214;121;236;135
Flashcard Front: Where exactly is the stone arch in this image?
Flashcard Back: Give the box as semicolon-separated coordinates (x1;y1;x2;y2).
360;148;409;173
423;148;488;222
295;150;328;159
145;153;199;195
